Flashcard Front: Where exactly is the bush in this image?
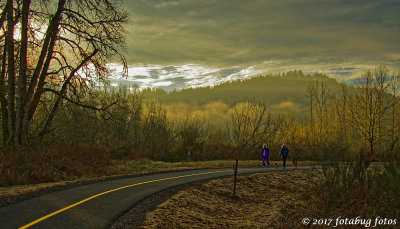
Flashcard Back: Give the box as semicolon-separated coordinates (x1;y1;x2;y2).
306;152;400;218
0;144;111;186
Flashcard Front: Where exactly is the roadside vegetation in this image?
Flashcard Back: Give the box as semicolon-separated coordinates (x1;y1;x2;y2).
0;143;311;187
306;160;400;221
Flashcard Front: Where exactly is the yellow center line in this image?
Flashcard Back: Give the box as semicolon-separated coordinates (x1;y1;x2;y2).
19;168;251;229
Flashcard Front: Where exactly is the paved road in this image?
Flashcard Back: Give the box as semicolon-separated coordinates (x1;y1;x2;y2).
0;165;316;229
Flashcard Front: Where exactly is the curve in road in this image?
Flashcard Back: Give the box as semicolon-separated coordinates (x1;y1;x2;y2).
0;165;316;229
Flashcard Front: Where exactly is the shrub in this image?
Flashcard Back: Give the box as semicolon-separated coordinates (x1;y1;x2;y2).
0;144;111;186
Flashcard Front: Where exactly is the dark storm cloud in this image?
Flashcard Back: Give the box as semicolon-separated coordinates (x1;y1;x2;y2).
122;0;400;69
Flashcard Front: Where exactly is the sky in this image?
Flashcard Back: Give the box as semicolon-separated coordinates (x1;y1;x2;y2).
111;0;400;90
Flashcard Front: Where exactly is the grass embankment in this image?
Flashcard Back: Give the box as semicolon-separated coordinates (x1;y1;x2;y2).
139;170;316;228
138;164;400;228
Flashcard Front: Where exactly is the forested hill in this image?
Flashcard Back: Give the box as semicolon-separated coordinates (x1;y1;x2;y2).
141;70;343;107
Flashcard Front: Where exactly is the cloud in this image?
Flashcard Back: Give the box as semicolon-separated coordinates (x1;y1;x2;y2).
111;0;400;88
154;1;183;8
107;63;267;90
107;60;399;91
123;0;399;68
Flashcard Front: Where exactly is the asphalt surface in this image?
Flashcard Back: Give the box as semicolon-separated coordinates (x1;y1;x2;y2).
0;165;316;229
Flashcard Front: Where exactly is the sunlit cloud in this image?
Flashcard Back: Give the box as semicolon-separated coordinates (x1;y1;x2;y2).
106;62;383;90
107;63;263;90
105;0;400;89
121;0;400;77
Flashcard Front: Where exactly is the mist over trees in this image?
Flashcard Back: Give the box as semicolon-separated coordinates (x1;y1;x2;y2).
142;70;342;108
0;2;399;164
1;65;398;164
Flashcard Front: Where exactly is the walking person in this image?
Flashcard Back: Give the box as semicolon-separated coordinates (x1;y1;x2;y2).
280;144;290;169
260;144;270;167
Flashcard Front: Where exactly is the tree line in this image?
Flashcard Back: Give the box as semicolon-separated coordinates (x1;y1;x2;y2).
1;66;397;164
1;1;399;163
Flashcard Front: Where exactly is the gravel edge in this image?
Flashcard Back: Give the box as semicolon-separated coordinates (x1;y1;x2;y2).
108;176;232;229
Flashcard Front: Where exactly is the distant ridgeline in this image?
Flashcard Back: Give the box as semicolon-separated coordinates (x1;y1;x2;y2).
142;70;343;111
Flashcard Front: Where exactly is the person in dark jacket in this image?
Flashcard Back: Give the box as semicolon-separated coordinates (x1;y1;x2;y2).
260;144;270;167
280;144;290;168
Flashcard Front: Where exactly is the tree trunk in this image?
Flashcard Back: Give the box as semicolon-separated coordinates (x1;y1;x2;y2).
39;50;98;137
20;0;66;143
369;140;374;162
25;0;66;106
14;0;31;146
26;0;65;122
232;159;238;196
5;0;16;145
0;47;8;145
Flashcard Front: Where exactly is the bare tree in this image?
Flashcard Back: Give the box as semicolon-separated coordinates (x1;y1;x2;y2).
374;66;389;153
175;114;207;160
314;81;331;144
140;99;173;159
228;101;278;160
305;83;316;138
0;0;128;146
388;72;400;158
336;83;349;142
346;69;392;159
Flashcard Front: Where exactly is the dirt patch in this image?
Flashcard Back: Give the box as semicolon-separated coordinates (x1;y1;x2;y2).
113;170;319;228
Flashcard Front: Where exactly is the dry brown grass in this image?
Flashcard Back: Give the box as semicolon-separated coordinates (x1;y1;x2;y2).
0;144;110;186
139;170;319;229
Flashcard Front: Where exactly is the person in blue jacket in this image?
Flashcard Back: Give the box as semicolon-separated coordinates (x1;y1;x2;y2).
280;144;290;168
260;144;270;167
